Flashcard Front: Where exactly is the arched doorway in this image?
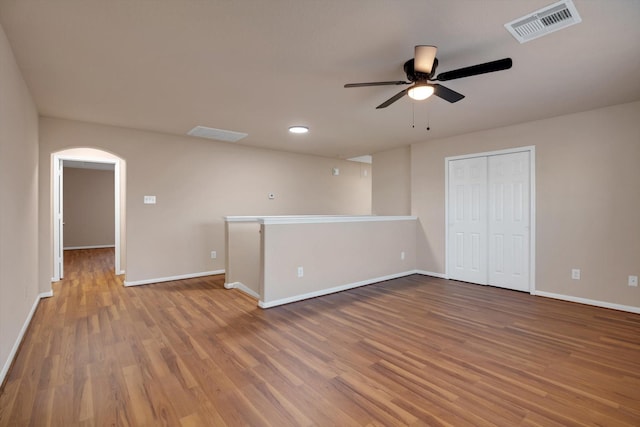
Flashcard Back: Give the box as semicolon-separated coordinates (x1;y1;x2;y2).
52;148;126;281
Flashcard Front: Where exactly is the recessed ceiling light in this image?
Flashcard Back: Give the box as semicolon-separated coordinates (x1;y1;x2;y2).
289;126;309;134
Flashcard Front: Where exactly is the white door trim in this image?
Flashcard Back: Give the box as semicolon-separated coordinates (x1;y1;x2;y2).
445;145;536;294
52;154;123;281
53;156;63;281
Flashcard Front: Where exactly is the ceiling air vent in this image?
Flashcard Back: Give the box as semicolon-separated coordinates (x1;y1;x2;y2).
187;125;248;142
505;0;582;43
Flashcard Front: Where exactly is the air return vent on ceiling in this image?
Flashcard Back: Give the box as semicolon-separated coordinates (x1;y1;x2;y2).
187;125;248;142
505;0;581;43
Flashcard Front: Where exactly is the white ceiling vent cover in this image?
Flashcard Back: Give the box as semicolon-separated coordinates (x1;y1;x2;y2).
187;125;248;142
505;0;582;43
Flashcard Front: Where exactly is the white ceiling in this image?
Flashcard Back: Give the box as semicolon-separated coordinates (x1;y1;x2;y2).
1;0;639;159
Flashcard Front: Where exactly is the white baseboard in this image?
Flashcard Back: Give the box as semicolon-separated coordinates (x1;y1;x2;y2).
64;245;115;250
534;290;640;314
258;270;417;309
1;291;51;386
123;270;225;287
415;270;447;279
224;282;260;299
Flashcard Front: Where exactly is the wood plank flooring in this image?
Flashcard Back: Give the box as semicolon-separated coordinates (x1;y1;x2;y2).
1;248;639;426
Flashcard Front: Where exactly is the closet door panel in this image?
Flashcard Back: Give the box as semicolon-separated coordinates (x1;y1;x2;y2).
448;157;488;285
488;152;530;291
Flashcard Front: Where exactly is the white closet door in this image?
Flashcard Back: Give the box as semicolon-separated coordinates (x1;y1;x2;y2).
448;157;488;285
488;152;530;291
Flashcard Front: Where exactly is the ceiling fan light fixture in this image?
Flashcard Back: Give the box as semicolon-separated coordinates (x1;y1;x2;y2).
407;84;434;101
288;126;309;134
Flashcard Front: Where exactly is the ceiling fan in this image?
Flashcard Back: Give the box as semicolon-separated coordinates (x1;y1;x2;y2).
344;45;512;109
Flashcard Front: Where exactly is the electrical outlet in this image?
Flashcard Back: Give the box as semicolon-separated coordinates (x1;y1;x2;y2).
571;269;581;280
297;266;304;278
401;251;405;260
210;251;217;259
629;275;638;287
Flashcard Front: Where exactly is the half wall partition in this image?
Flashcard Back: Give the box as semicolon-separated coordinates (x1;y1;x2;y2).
225;215;418;308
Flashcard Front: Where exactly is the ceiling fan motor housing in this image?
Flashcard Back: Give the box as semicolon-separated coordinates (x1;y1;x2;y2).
404;57;438;82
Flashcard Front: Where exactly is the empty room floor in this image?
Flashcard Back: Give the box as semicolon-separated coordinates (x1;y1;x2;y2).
1;248;639;426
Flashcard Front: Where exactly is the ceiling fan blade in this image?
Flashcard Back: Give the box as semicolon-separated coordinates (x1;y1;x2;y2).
432;84;465;103
414;45;437;74
344;81;409;88
376;89;408;109
436;58;512;82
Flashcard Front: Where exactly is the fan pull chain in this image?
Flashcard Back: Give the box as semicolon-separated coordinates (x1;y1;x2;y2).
412;102;415;128
410;101;432;131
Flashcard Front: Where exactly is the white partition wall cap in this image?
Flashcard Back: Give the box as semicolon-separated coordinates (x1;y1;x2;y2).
224;215;330;223
224;216;265;222
259;215;417;225
225;215;417;224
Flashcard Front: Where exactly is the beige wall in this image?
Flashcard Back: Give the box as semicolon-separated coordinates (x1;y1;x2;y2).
39;117;372;286
372;146;411;216
225;220;261;296
63;167;115;248
0;23;39;381
402;101;640;308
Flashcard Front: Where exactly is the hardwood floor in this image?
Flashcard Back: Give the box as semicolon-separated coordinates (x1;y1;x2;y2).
1;248;639;426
